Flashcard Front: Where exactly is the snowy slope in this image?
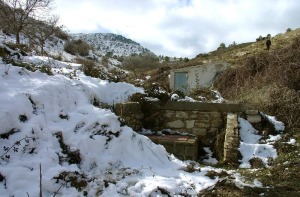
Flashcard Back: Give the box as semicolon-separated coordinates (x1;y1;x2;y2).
0;31;287;196
71;33;152;57
0;57;221;196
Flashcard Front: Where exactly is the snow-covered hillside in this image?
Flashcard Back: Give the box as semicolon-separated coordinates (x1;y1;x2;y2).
71;33;152;57
0;32;220;196
0;31;290;196
0;56;221;197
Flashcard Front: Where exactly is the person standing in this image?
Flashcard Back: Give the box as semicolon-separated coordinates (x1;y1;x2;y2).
266;38;271;50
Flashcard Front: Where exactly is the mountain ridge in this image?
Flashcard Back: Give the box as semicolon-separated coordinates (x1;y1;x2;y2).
71;32;153;57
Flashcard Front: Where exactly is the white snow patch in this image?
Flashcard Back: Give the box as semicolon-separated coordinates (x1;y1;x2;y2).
238;118;278;168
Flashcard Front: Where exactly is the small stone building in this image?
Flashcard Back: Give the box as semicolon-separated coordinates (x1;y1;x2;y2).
169;62;228;94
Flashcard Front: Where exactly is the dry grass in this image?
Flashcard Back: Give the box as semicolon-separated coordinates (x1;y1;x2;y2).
200;129;300;196
214;34;300;129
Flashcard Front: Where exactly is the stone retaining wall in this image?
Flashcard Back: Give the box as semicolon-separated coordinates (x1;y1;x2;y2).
114;102;143;131
146;102;243;147
114;101;245;162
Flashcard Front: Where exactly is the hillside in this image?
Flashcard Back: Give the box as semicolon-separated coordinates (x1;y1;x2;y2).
180;28;300;68
71;33;153;57
0;27;299;196
211;29;300;129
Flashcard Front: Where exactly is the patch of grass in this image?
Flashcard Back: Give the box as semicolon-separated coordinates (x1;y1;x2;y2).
54;171;88;192
205;170;229;179
183;162;201;173
54;132;81;165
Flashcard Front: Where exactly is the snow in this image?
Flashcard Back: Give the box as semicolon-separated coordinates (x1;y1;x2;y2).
202;147;218;165
261;113;285;132
71;33;151;57
0;60;218;196
238;118;280;168
286;138;296;145
0;31;287;196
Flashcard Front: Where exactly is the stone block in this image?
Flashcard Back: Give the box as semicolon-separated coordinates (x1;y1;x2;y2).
192;128;207;136
210;112;223;118
176;111;189;119
197;112;210;122
224;112;240;163
194;121;210;128
246;114;261;123
164;110;175;118
185;120;195;129
190;111;199;119
211;119;224;128
166;120;185;128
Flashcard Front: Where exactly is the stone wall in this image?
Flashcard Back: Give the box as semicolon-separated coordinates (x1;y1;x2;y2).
114;101;244;162
114;102;143;131
146;102;243;147
160;110;224;146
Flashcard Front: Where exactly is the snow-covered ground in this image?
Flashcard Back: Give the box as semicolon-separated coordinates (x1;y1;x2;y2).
0;32;288;196
238;117;283;168
0;59;219;196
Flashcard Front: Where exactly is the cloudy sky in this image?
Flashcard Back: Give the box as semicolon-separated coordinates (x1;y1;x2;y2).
54;0;300;58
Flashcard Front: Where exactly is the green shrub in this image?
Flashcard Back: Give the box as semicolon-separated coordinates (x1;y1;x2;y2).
54;27;69;40
76;58;103;78
64;39;90;56
0;47;9;58
38;65;53;75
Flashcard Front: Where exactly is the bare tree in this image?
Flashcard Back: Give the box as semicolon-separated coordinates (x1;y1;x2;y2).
0;0;53;44
25;15;59;55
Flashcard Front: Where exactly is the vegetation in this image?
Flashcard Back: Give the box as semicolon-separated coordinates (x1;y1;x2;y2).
75;58;102;78
64;39;91;56
219;42;226;49
122;52;159;78
0;0;55;44
214;34;300;129
25;16;59;55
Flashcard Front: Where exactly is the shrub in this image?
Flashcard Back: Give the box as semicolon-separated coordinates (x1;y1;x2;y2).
214;35;300;129
0;46;9;59
219;43;226;48
54;27;69;40
76;58;103;78
64;39;90;56
188;87;217;101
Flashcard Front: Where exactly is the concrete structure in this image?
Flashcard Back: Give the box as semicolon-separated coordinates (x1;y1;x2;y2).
149;135;198;161
169;62;229;94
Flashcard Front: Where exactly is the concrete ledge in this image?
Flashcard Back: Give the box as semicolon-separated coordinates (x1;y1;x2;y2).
148;135;198;161
148;101;244;112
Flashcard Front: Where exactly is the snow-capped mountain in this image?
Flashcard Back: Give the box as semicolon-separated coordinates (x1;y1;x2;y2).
71;33;153;57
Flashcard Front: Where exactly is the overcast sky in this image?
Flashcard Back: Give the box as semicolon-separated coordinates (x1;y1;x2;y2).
54;0;300;58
